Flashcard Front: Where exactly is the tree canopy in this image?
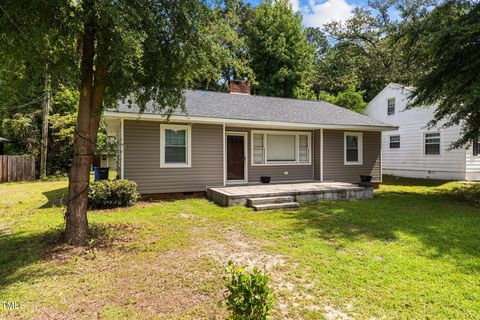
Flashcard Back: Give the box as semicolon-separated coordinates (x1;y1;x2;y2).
405;0;480;148
246;0;315;99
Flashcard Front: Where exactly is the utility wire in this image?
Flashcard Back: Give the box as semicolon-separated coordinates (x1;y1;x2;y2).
0;97;47;112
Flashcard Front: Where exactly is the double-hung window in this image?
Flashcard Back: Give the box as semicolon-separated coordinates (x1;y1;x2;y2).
160;124;192;168
389;135;400;149
387;98;395;115
252;131;311;165
424;132;440;155
344;132;363;165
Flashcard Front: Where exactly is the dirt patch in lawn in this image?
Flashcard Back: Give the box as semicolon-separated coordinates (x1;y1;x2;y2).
4;220;322;319
5;223;294;319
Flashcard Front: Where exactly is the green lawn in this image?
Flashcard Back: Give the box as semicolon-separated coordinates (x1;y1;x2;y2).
0;176;479;319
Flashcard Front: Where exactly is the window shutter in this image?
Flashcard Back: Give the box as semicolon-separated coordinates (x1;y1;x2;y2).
474;137;479;156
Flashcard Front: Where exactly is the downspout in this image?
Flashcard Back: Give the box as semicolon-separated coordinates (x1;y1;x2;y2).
223;123;226;186
120;118;124;179
320;128;324;182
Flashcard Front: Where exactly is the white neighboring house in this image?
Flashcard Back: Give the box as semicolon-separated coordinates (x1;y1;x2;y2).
366;83;480;180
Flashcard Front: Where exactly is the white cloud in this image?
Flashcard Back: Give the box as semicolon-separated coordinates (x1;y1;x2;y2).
301;0;356;28
289;0;300;12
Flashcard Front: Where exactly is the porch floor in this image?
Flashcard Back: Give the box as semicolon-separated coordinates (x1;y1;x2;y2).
207;181;374;207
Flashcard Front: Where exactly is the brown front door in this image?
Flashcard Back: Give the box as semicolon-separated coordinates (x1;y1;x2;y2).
227;135;245;181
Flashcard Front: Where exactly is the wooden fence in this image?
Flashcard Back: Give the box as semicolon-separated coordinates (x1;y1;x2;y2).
0;155;35;183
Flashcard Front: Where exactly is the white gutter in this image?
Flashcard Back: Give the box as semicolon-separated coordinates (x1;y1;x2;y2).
104;111;398;132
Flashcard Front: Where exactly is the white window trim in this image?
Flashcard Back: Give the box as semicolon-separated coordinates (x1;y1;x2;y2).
160;124;192;168
344;132;363;165
423;131;441;156
250;130;311;166
225;131;248;184
387;97;395;116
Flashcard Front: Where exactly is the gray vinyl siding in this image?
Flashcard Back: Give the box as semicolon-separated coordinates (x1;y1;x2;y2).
124;120;223;194
123;121;381;194
225;127;314;183
323;130;381;182
313;129;321;180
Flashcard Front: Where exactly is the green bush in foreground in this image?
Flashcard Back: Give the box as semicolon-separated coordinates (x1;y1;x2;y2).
223;260;273;320
88;180;139;209
449;184;480;206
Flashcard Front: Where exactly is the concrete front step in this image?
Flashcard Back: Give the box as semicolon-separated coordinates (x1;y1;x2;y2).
247;196;295;206
252;202;300;211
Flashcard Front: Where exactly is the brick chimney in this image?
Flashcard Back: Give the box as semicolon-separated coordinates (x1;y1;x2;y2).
228;80;250;95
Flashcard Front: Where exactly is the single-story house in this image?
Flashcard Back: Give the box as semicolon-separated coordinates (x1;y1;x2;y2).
104;81;396;197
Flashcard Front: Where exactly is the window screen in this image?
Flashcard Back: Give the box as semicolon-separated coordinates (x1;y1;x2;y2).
253;134;264;164
299;134;309;162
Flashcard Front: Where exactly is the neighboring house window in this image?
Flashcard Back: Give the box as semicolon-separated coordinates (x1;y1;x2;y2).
389;135;400;149
424;132;440;155
344;132;363;165
160;124;192;167
387;98;395;115
251;131;311;165
474;136;479;156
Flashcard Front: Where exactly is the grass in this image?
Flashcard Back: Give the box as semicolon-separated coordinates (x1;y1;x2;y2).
0;176;479;319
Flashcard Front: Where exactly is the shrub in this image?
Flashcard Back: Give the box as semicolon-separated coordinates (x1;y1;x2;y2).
88;179;139;209
223;260;273;320
449;184;480;206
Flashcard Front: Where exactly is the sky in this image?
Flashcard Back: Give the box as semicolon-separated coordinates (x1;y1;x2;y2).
245;0;370;28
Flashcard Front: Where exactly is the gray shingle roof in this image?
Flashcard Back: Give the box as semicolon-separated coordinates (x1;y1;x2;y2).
112;90;393;128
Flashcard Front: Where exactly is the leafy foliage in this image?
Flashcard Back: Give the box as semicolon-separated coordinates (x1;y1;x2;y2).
320;0;436;101
223;260;273;320
246;0;315;99
1;112;40;156
48;113;76;175
405;0;480;148
192;0;256;91
88;179;139;210
319;85;367;113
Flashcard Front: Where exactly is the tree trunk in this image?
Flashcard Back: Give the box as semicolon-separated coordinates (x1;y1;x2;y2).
64;0;97;245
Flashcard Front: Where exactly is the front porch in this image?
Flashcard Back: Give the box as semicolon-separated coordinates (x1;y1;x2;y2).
207;181;374;209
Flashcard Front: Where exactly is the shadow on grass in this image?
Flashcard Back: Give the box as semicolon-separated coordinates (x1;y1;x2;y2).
381;174;452;187
0;223;132;291
288;191;480;271
40;187;68;209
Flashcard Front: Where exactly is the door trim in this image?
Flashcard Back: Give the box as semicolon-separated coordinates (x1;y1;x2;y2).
225;131;248;184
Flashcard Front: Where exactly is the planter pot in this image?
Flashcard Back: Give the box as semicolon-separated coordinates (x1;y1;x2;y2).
360;175;372;183
260;176;271;184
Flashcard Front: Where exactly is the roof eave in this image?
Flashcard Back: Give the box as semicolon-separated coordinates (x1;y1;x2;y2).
104;111;398;132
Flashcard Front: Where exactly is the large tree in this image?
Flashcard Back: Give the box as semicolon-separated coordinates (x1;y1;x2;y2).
0;0;214;245
323;0;436;101
192;0;256;91
405;0;480;148
246;0;315;99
